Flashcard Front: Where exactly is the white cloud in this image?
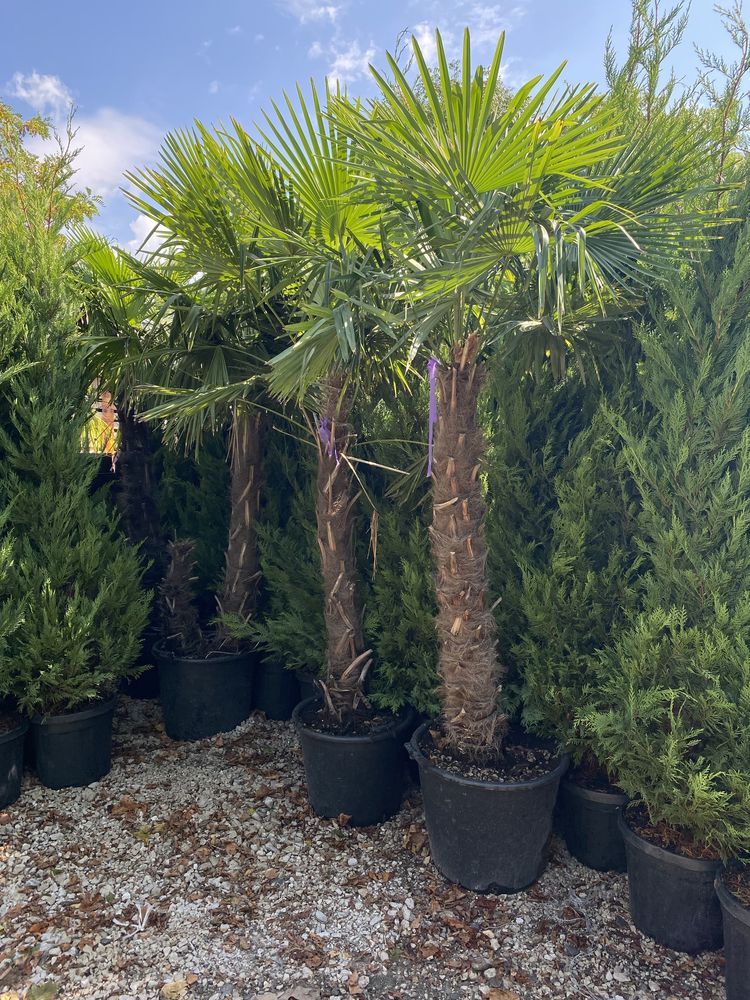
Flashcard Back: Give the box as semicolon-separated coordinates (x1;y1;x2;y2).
9;71;73;116
327;40;376;84
209;80;220;94
228;24;242;34
126;213;165;255
71;109;163;198
413;22;440;63
26;106;163;200
276;0;341;24
254;33;265;42
308;41;324;59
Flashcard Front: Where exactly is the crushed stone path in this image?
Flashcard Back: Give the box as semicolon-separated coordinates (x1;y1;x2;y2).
0;697;724;999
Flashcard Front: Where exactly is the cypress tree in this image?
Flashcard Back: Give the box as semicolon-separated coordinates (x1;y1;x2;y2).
581;175;750;858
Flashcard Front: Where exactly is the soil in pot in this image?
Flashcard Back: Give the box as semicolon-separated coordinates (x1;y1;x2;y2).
293;697;414;826
0;710;28;807
156;646;254;741
31;697;116;790
407;722;569;893
559;767;628;872
716;869;750;1000
619;804;723;953
253;660;300;720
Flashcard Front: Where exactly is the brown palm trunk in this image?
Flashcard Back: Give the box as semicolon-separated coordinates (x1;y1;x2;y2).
216;406;265;642
430;333;505;757
315;380;371;721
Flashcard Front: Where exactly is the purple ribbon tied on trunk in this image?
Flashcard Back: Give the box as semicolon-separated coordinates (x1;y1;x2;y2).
427;356;439;478
317;416;340;466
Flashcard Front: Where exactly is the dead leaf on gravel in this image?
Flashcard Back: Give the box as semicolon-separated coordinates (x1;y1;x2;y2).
25;986;58;1000
488;992;520;1000
185;974;199;986
0;992;20;1000
161;981;188;999
337;812;351;828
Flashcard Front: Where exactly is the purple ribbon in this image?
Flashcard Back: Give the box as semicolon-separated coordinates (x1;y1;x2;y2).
317;416;340;466
427;356;439;478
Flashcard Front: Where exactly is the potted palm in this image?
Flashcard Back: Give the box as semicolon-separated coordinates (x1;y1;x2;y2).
335;28;716;889
0;371;150;789
95;134;298;740
254;83;416;825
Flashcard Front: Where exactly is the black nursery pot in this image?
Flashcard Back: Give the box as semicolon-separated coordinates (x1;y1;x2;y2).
407;722;569;892
253;660;300;720
156;646;254;741
293;697;414;826
618;810;723;953
31;698;116;790
716;873;750;1000
559;775;628;872
0;718;28;807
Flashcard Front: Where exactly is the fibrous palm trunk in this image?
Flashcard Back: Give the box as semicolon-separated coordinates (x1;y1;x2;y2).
430;333;505;757
315;380;371;721
216;406;265;643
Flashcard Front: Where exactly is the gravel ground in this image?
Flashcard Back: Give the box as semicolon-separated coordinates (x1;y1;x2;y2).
0;697;725;1000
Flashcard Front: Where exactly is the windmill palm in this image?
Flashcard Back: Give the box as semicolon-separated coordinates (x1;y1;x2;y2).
213;82;402;719
117;129;303;644
272;28;719;758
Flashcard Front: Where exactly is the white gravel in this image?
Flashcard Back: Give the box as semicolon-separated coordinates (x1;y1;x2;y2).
0;697;725;999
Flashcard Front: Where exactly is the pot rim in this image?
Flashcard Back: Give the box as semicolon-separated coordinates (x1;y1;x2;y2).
292;696;415;745
407;720;570;791
715;871;750;927
617;808;722;873
31;695;117;727
0;717;29;745
153;641;252;666
562;773;629;806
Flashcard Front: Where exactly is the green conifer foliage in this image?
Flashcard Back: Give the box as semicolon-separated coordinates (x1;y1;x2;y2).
483;360;596;713
366;512;440;716
581;176;750;857
0;375;151;716
518;408;638;764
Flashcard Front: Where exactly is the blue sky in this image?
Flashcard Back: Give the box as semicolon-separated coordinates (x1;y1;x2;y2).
1;0;735;247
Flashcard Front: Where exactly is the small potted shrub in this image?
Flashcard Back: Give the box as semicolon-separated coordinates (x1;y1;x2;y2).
0;378;150;790
517;406;637;872
583;614;749;953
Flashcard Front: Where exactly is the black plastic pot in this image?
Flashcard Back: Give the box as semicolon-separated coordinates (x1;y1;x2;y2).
716;872;750;1000
31;698;116;790
407;721;569;892
253;660;300;720
0;718;28;807
293;697;414;826
559;775;628;872
618;810;723;953
156;646;254;741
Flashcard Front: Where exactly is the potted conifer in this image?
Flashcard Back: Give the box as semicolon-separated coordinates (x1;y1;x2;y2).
334;29;712;890
0;374;150;789
581;184;750;951
716;869;750;1000
517;401;637;872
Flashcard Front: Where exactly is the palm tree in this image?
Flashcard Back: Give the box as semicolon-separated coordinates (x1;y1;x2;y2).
273;28;718;758
220;83;400;720
114;129;301;645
